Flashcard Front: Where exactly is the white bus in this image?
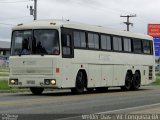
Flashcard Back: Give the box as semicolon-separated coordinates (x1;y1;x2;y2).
9;20;155;94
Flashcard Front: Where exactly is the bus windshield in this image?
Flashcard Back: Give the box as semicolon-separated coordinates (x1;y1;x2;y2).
11;30;59;56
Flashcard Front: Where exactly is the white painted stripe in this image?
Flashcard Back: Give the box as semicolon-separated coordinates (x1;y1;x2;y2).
97;102;160;114
55;116;82;120
56;102;160;120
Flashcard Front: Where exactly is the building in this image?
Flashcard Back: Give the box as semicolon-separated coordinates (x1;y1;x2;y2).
0;41;10;66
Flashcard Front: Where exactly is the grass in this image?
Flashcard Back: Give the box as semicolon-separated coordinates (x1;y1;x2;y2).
149;72;160;86
156;72;160;76
150;76;160;86
0;80;11;90
151;80;160;86
0;73;9;77
0;67;9;77
0;67;9;72
0;80;29;92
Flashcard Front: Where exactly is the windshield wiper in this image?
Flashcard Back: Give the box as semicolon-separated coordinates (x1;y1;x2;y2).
18;49;31;56
36;46;47;56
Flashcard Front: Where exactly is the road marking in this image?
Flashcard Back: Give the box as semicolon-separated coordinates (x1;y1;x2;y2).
97;102;160;114
55;102;160;120
55;115;82;120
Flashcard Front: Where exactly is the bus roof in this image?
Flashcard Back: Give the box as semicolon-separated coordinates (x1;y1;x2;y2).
13;19;153;40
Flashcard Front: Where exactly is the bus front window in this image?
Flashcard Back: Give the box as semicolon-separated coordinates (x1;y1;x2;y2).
33;30;59;55
11;31;32;56
11;30;59;55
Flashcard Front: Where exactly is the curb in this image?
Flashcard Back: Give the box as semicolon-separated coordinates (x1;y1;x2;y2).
0;89;30;93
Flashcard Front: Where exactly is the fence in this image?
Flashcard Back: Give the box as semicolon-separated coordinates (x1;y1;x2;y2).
0;60;9;67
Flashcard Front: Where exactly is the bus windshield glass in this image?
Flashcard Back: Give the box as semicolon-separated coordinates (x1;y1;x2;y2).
11;30;59;55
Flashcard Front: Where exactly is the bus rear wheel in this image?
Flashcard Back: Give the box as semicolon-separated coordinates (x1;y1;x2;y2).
131;71;141;90
30;87;44;95
121;72;132;91
71;71;85;94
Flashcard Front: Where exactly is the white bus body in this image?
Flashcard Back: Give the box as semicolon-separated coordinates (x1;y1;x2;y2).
9;20;155;94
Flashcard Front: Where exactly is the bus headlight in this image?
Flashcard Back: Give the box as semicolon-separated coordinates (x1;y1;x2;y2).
9;79;18;85
44;79;56;85
51;79;56;85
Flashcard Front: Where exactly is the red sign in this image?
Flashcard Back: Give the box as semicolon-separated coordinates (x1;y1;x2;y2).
148;24;160;37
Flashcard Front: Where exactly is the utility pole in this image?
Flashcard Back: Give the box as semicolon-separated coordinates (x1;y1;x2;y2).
34;0;37;20
120;14;136;31
28;0;37;20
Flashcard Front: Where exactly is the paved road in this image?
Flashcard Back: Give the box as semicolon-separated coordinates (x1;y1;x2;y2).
0;86;160;120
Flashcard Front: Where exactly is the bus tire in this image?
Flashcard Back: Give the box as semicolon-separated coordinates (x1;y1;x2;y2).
30;87;44;95
71;71;85;94
121;71;132;91
131;71;141;90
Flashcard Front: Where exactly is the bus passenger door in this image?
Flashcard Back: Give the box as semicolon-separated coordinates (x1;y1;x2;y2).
61;28;74;58
61;28;75;87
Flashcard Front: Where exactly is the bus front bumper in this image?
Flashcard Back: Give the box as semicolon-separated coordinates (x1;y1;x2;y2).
8;76;60;88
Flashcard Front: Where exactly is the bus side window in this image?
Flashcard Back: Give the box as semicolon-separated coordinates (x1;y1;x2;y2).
143;40;151;54
62;34;72;57
113;36;122;51
133;39;142;54
150;41;154;55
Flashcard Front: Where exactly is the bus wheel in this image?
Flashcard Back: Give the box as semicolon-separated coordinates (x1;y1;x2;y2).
96;87;108;93
121;72;132;91
71;71;85;94
131;71;141;90
30;87;44;95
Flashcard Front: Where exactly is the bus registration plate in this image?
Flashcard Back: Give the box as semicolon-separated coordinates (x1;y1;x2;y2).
27;80;35;85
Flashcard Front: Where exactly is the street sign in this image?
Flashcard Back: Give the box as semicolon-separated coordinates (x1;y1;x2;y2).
148;24;160;37
154;37;160;56
148;24;160;57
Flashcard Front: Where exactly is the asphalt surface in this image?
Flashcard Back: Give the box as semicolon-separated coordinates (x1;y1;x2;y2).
0;86;160;120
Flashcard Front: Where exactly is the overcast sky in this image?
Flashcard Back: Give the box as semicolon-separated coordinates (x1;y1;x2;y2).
0;0;160;42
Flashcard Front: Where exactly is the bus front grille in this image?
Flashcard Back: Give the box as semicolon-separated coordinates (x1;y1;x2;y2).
10;68;53;75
